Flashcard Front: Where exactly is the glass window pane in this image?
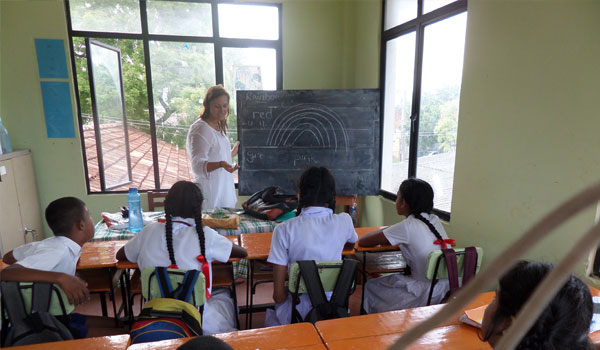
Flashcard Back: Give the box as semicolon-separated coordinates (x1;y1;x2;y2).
384;0;417;30
381;32;416;194
149;41;216;189
218;4;279;40
417;12;467;212
89;41;132;190
69;0;141;34
147;1;212;36
423;0;455;14
222;47;276;169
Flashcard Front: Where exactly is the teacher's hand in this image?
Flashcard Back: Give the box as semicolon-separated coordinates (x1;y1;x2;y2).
221;161;240;173
231;140;240;157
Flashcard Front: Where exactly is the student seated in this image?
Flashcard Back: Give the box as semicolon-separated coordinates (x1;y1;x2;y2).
1;197;123;337
116;181;248;335
358;178;451;313
265;166;358;326
481;260;593;350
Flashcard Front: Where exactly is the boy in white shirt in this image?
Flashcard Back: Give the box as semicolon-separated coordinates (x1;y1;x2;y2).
2;197;121;337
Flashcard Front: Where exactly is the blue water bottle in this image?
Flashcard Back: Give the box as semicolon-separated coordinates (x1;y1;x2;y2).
128;187;144;232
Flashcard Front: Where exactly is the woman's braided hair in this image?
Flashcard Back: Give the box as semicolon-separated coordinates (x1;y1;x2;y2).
398;178;444;243
296;166;336;215
164;181;206;267
482;261;592;350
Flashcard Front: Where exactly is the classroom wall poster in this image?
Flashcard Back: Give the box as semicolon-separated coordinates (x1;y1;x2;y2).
40;81;76;138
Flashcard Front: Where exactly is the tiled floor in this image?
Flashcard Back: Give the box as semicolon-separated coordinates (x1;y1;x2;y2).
73;278;364;332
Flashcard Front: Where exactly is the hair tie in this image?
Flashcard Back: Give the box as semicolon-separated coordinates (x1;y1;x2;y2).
433;238;456;249
197;255;212;300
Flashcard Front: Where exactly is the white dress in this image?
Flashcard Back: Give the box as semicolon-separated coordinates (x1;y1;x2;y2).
186;119;237;209
265;206;358;326
123;218;237;334
363;213;450;313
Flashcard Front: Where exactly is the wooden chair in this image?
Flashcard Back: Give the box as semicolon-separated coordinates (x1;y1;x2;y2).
147;191;167;211
425;246;483;305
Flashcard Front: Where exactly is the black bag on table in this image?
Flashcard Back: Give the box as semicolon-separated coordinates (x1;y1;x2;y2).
242;186;298;220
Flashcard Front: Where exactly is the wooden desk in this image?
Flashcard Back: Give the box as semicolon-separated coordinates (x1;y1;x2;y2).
5;334;130;350
315;292;494;343
78;240;127;270
127;322;323;350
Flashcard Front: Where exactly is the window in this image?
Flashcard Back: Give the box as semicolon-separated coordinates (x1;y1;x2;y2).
66;0;282;193
380;0;467;219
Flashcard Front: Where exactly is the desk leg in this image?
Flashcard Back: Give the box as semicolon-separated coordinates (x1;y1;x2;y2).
229;263;240;330
361;251;367;315
245;260;251;330
123;269;133;327
106;268;119;327
249;260;255;329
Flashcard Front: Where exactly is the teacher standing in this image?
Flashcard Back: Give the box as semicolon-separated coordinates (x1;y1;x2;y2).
186;85;240;209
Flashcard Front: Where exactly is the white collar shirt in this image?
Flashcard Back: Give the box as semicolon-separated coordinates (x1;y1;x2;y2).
12;236;82;275
267;206;358;266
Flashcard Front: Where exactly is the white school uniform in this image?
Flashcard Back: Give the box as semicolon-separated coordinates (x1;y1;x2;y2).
265;206;358;326
12;236;81;275
123;218;236;334
363;213;450;313
186;119;237;209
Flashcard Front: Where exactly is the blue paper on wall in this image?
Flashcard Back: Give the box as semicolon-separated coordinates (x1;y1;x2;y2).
40;81;76;138
34;39;69;79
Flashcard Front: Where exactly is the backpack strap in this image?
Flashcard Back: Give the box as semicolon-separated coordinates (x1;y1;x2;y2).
1;282;28;330
329;259;359;309
175;270;200;303
297;260;330;319
31;283;53;313
462;247;478;286
442;248;460;295
155;267;175;298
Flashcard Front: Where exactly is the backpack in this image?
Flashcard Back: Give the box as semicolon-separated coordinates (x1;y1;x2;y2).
130;267;204;345
1;282;73;347
242;186;298;221
290;259;359;324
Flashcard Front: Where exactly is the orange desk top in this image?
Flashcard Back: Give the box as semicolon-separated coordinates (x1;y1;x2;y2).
325;325;490;350
77;240;127;269
0;258;9;271
353;226;401;252
6;334;130;350
127;322;323;350
315;291;495;343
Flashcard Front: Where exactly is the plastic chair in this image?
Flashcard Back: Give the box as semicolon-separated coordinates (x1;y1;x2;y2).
288;259;359;323
425;247;483;305
147;191;167;211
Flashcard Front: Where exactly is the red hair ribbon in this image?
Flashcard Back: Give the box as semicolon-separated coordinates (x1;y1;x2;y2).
197;255;212;300
168;264;178;269
433;238;456;249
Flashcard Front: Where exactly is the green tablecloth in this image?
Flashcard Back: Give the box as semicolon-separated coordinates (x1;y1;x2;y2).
92;210;278;278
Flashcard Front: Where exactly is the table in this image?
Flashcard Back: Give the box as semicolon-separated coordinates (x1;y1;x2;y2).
4;334;130;350
126;322;323;350
315;293;495;350
92;210;277;280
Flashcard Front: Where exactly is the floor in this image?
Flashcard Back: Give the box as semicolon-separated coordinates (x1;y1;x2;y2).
73;278;365;332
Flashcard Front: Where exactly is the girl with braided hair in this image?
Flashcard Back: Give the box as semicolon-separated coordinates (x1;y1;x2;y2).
481;260;593;350
117;181;247;334
265;166;358;326
358;178;452;313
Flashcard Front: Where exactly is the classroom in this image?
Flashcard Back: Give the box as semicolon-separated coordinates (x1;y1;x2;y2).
1;0;600;349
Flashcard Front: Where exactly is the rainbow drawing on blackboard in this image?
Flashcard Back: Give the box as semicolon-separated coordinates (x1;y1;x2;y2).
266;103;349;151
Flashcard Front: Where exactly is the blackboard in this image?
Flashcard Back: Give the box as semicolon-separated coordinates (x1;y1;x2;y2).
237;89;381;196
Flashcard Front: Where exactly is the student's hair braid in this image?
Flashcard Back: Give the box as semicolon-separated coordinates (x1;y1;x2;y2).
399;178;443;242
164;181;206;264
296;166;336;215
164;206;177;267
191;186;206;258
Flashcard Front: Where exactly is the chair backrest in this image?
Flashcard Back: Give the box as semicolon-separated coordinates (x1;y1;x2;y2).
141;267;206;308
288;260;345;294
147;191;167;211
425;247;483;305
1;282;74;317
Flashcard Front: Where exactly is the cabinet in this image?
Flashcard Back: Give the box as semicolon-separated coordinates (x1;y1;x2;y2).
0;150;43;254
